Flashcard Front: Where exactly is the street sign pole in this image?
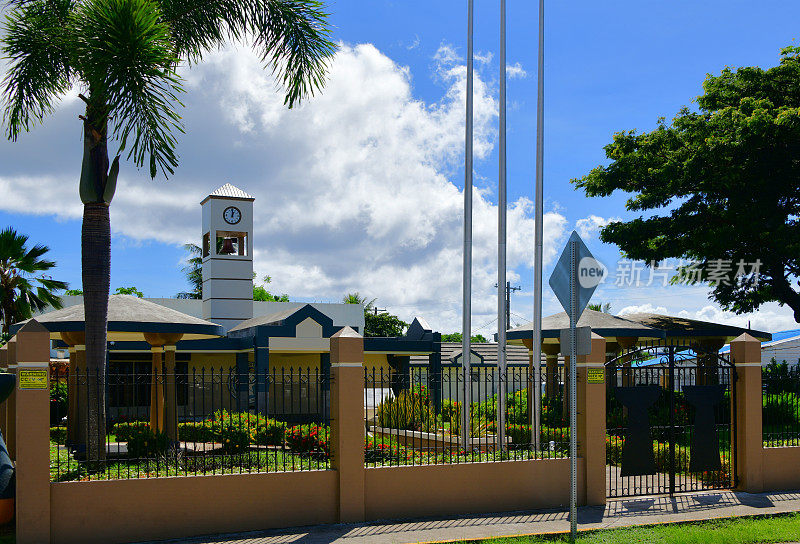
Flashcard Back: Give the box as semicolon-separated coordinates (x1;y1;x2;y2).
548;231;605;544
569;239;578;541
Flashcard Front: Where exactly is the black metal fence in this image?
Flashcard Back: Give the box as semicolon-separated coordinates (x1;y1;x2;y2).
762;361;800;447
606;344;735;498
50;367;330;481
364;365;570;466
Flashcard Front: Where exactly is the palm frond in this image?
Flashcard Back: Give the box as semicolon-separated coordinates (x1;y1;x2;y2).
74;0;185;177
251;0;335;107
1;0;75;140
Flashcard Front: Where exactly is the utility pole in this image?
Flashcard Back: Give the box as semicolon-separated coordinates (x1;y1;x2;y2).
494;281;521;328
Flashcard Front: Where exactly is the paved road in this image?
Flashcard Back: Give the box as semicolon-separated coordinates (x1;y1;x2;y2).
139;489;800;544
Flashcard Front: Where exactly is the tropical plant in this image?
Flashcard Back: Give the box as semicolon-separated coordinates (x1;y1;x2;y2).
64;289;83;296
587;302;611;313
285;423;329;456
0;227;67;335
2;0;334;464
573;46;800;323
376;385;436;432
176;243;202;299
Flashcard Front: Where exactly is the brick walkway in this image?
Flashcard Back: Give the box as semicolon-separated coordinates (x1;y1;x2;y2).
140;489;800;544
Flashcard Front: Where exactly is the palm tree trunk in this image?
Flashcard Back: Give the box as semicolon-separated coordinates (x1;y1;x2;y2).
82;202;109;466
81;98;110;466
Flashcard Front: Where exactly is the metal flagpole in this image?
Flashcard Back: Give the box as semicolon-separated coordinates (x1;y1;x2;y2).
496;0;507;452
461;0;474;452
531;0;544;453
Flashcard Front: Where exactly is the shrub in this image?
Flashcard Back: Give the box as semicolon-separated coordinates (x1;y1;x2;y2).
286;424;329;457
376;386;436;432
126;427;171;458
50;426;67;443
254;419;286;446
440;399;461;424
365;436;406;462
112;421;150;442
763;392;800;429
178;421;216;443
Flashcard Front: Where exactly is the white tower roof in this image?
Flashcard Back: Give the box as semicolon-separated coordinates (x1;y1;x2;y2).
202;183;254;204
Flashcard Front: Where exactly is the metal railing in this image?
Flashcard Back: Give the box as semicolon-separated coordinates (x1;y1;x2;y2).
50;367;330;481
364;365;569;467
762;362;800;447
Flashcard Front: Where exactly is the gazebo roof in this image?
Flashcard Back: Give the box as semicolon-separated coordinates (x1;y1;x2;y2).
507;309;665;344
620;312;771;342
12;295;223;341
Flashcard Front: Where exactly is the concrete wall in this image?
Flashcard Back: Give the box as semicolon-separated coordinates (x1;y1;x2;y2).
762;447;800;491
364;459;576;520
51;471;338;544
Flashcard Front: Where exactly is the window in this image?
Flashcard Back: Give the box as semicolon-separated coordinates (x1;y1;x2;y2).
216;231;248;256
202;232;210;257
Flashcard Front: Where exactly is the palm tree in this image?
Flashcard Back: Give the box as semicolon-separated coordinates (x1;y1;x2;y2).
588;302;612;313
343;292;376;312
2;0;334;463
0;227;67;335
176;243;202;299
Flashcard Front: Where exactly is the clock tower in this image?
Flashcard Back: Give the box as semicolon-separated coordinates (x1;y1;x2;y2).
200;183;254;330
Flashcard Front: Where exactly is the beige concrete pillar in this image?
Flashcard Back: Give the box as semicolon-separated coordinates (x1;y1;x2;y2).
149;346;165;433
576;333;607;506
5;337;17;459
330;326;365;523
164;345;178;442
14;320;51;544
731;333;763;493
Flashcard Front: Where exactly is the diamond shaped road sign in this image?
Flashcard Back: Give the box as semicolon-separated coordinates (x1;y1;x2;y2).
548;230;606;320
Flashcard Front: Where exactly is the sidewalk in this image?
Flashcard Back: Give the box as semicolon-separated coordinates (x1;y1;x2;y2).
142;489;800;544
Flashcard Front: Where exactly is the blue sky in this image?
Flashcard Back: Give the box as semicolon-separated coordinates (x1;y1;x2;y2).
1;0;799;334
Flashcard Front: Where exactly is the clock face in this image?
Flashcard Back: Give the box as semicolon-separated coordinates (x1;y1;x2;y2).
223;206;241;225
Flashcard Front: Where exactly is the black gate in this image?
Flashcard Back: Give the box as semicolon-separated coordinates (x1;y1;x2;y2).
606;341;737;498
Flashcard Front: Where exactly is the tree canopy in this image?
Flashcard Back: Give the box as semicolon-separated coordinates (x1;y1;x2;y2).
573;46;800;322
441;332;488;343
343;293;406;337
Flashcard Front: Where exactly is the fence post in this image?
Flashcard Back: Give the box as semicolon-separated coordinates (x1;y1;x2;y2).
330;326;365;523
730;332;763;493
14;320;52;544
0;339;9;445
576;332;606;506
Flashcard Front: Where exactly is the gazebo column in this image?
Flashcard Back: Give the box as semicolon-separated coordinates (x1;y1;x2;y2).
149;346;164;433
164;345;179;443
696;337;725;386
542;344;561;399
60;332;85;451
616;336;638;387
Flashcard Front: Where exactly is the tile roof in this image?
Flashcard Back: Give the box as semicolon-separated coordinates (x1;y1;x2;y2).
209;183;253;200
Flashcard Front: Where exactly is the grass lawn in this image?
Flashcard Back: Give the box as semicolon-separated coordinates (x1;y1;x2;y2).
452;513;800;544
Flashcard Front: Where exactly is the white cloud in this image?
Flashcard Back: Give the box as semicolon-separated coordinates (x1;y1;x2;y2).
575;214;620;240
0;42;567;333
506;62;527;79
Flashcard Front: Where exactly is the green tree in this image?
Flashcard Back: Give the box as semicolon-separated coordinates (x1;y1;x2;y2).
113;286;144;297
253;274;289;302
573;46;800;322
0;227;67;335
64;289;83;296
440;332;488;343
2;0;334;464
365;311;407;337
343;293;406;337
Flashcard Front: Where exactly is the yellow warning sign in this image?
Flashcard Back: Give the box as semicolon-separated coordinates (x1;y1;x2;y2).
19;369;48;389
587;368;605;384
